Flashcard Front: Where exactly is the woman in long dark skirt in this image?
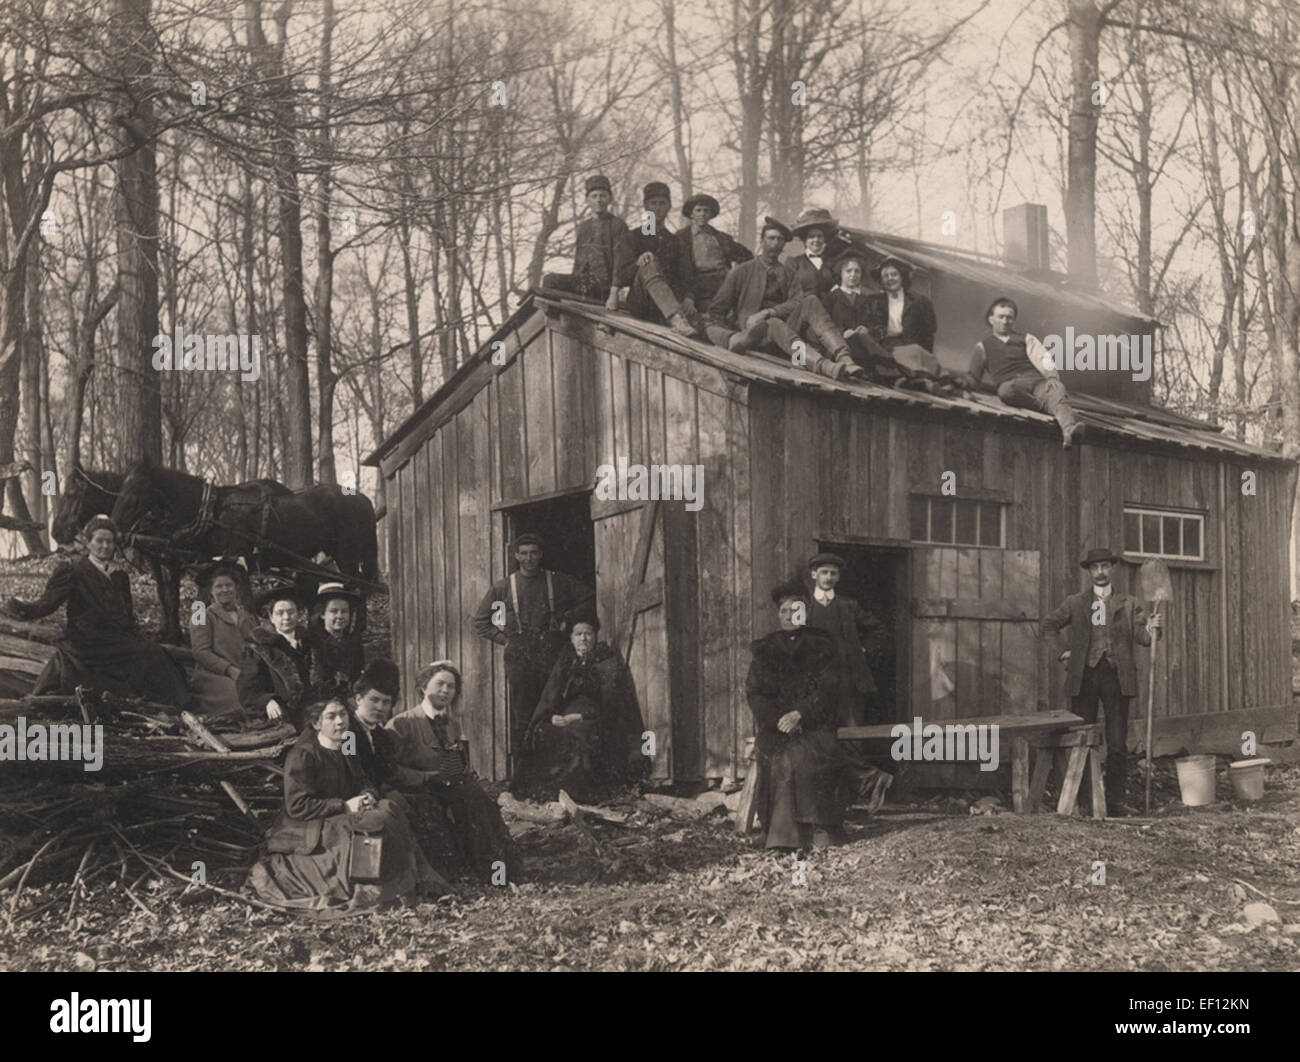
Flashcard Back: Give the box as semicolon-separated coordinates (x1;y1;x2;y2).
2;514;191;706
387;661;521;884
746;581;860;851
513;610;650;803
248;698;443;915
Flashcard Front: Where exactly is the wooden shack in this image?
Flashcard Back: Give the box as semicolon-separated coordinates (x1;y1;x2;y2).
367;256;1297;786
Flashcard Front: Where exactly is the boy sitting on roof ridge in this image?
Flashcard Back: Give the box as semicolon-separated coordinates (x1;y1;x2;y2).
541;174;628;303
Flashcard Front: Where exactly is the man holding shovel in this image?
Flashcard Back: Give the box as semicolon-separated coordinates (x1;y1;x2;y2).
1042;548;1162;816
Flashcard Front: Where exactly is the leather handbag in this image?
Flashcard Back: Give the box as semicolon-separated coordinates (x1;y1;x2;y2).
347;830;384;883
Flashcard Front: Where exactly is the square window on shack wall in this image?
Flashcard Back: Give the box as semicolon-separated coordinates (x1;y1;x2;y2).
1123;505;1205;561
909;495;1007;547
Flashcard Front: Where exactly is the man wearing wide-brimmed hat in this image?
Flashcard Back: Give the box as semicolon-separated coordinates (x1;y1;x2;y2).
470;532;595;773
785;207;842;300
1042;547;1162;816
610;182;700;337
541;174;629;302
672;193;753;311
707;217;866;382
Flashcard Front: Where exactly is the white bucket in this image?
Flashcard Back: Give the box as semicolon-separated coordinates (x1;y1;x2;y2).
1228;758;1270;802
1174;754;1217;807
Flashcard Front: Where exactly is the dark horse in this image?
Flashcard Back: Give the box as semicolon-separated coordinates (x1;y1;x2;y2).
54;466;293;644
110;459;379;599
51;467;124;546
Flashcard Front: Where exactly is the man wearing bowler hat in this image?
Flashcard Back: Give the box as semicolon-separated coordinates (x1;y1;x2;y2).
1042;548;1162;816
611;182;700;337
673;193;753;311
804;552;879;726
707;217;866;382
541;174;629;301
471;533;595;775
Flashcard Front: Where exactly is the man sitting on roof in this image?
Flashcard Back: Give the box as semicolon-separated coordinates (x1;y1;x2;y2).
961;297;1085;449
673;194;753;312
541;174;629;302
784;208;841;300
706;217;866;382
610;182;701;338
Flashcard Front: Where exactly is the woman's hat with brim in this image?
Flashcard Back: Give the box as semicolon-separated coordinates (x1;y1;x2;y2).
358;659;401;699
791;207;839;240
255;583;312;614
770;579;810;606
681;194;720;221
871;256;914;286
1079;547;1122;569
314;580;361;607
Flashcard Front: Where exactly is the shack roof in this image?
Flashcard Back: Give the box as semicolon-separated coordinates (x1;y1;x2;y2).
366;293;1288;468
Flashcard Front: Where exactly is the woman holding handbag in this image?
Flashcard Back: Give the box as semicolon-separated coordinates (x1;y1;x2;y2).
248;698;444;914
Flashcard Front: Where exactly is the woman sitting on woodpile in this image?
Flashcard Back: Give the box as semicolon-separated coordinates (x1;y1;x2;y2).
247;697;445;915
512;609;650;803
188;563;257;717
238;584;317;729
746;580;856;851
308;582;366;700
387;661;521;883
1;514;191;707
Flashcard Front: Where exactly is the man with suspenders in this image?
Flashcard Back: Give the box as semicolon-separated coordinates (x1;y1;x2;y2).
471;532;595;776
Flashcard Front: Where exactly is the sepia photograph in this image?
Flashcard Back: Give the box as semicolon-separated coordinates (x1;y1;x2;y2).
0;0;1296;1016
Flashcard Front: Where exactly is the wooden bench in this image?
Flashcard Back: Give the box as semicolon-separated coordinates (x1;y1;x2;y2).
837;710;1097;816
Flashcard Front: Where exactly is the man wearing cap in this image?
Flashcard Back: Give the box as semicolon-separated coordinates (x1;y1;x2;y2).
1042;548;1162;816
785;208;841;301
864;256;938;354
707;217;866;382
470;533;596;767
673;193;753;311
962;296;1085;449
804;553;879;727
610;182;699;337
541;175;629;301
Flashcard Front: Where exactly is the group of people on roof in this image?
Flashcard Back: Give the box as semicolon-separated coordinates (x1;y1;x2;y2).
542;176;1085;448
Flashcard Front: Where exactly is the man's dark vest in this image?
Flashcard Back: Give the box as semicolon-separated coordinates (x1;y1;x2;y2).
981;331;1035;385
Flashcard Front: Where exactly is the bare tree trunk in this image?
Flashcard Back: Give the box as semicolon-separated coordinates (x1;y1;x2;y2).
735;0;763;247
246;0;312;488
662;0;693;196
1066;0;1103;286
112;0;163;466
314;0;338;485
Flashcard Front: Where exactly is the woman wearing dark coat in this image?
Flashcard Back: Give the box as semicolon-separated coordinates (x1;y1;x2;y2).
863;256;938;353
2;514;191;706
238;584;317;729
308;582;366;701
746;581;856;850
513;610;650;803
387;661;522;883
248;698;443;915
825;254;902;382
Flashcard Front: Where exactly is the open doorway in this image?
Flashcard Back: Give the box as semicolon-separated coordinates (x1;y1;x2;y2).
817;541;910;724
502;491;596;590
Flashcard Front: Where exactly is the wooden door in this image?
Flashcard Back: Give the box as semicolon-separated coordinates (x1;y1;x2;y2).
910;547;1042;719
591;496;676;780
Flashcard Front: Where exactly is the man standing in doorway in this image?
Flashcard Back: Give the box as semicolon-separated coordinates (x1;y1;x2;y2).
1041;547;1162;816
471;533;595;774
804;552;879;727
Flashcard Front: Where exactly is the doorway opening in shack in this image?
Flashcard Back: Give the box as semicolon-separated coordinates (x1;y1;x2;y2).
502;491;597;606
